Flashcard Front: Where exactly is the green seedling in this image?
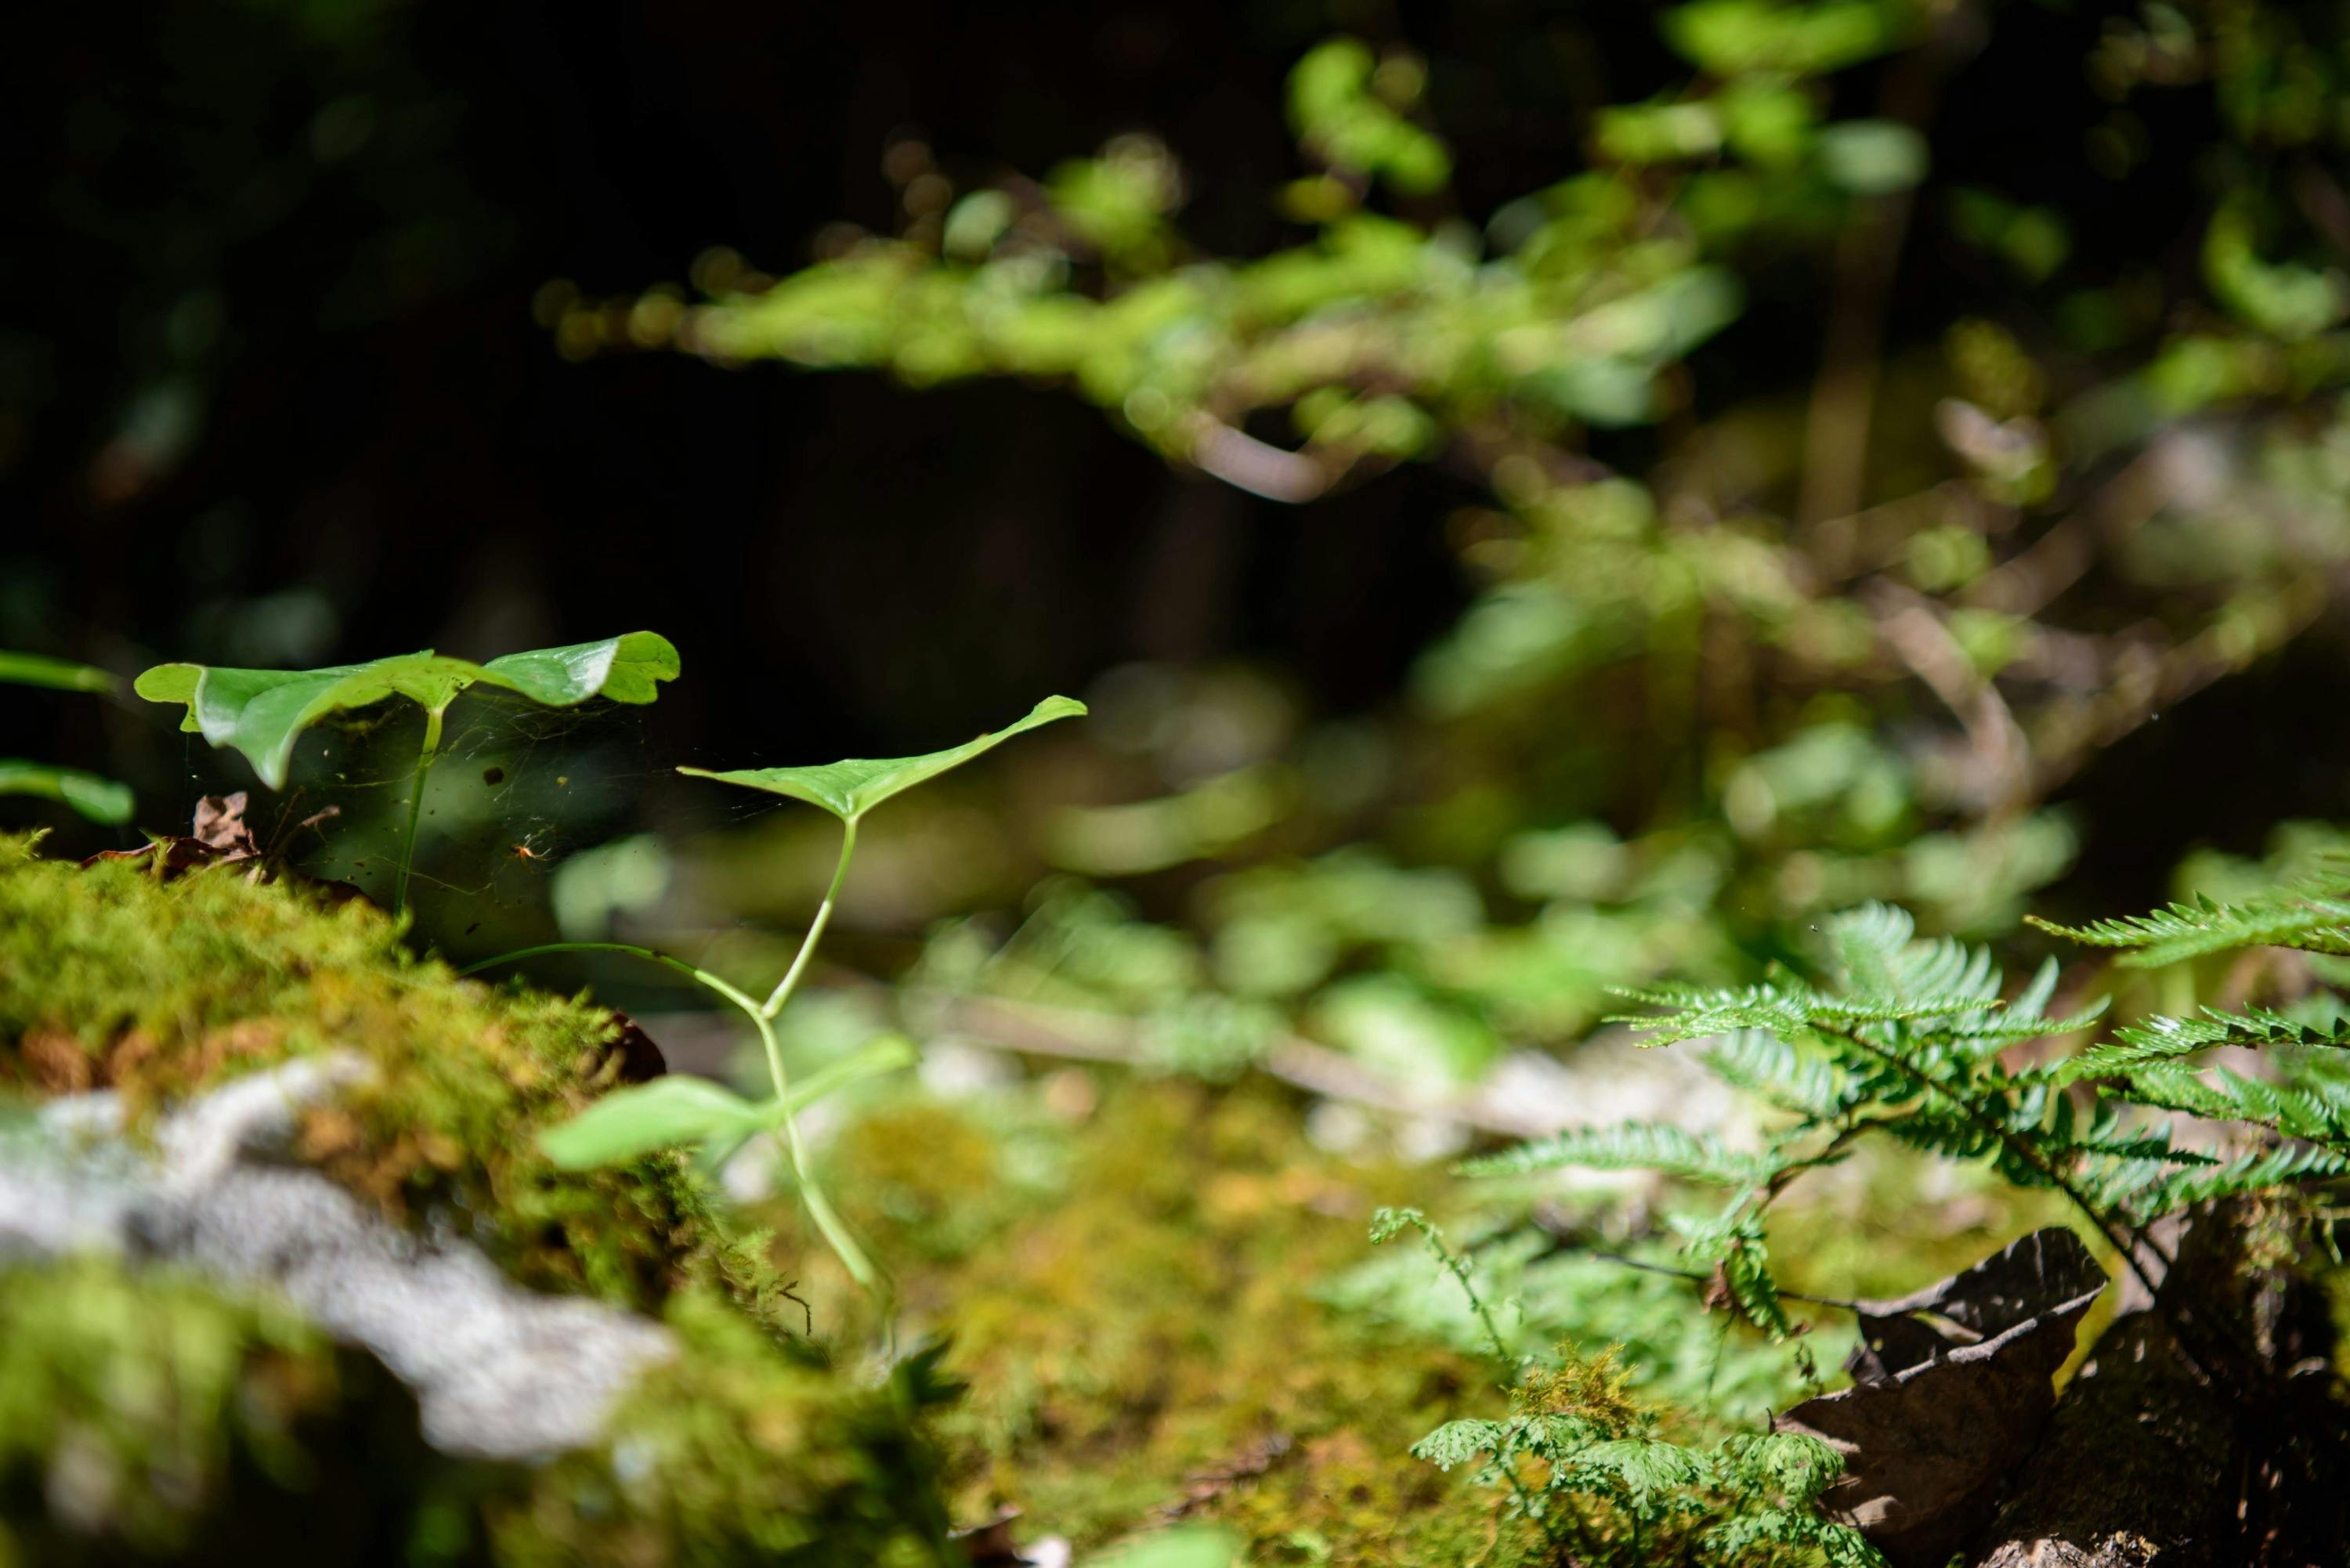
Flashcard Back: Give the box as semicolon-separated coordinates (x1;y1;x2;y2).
134;634;680;914
0;652;134;826
472;695;1086;1294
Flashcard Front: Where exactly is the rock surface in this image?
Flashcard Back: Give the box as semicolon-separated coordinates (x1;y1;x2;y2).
0;1053;672;1460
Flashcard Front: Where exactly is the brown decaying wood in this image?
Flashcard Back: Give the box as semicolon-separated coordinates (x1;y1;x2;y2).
1971;1207;2348;1567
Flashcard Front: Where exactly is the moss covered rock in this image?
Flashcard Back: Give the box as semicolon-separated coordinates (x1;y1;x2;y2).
0;833;729;1308
0;835;956;1566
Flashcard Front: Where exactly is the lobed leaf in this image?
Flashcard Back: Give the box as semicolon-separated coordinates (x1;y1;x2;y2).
135;633;681;789
678;695;1086;823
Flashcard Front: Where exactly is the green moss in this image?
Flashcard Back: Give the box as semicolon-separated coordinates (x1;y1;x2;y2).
0;833;731;1310
490;1290;955;1568
820;1080;1549;1566
0;1257;425;1565
0;836;964;1563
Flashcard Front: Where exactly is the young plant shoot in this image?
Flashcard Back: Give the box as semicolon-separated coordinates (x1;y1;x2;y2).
0;652;135;826
133;633;680;914
474;695;1086;1293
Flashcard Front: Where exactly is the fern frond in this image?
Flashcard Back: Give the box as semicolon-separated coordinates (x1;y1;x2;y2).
1941;1000;2110;1046
1558;1437;1711;1508
1704;1511;1882;1568
2029;881;2350;967
1609;981;2021;1047
2120;1064;2350;1145
1877;1104;2002;1164
2050;1006;2350;1086
2058;1127;2211;1164
1717;1237;1790;1338
2005;956;2063;1024
1702;1030;1853;1119
1827;901;2003;1005
2117;1142;2350;1221
1412;1419;1510;1470
1717;1431;1846;1505
1456;1122;1776;1185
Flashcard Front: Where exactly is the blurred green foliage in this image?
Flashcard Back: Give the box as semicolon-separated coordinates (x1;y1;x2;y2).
582;2;2350;1104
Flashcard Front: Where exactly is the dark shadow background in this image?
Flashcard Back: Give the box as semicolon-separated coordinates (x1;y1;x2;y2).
6;0;2348;902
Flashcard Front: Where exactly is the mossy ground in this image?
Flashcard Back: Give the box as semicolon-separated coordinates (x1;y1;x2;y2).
811;1081;1553;1567
0;830;2012;1566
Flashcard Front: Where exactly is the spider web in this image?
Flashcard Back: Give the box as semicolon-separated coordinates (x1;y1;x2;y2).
164;685;787;937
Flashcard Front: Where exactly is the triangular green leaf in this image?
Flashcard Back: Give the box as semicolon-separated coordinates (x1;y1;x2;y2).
0;761;135;826
134;633;681;789
538;1075;770;1170
678;695;1086;822
0;652;118;694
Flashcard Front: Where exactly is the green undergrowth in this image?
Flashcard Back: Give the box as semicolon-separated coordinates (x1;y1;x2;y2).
810;1080;1553;1566
0;833;741;1309
0;1256;425;1567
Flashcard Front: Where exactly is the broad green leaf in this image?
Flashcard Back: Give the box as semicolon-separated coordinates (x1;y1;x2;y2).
678;695;1086;822
0;652;118;694
538;1076;771;1170
0;761;135;825
134;632;681;789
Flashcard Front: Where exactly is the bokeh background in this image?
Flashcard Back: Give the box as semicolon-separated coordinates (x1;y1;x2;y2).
13;0;2350;1005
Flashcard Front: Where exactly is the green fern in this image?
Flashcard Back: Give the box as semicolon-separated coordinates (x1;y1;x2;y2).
1456;1123;1777;1186
2026;856;2350;966
1391;1259;1878;1568
1415;878;2350;1566
1468;899;2350;1389
2047;1005;2350;1086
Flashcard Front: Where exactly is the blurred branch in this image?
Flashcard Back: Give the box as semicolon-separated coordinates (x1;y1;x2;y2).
1182;416;1347;504
1867;580;2031;815
909;990;1572;1140
1797;5;1977;539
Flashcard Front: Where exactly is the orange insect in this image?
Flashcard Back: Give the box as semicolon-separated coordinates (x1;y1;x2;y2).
507;835;557;866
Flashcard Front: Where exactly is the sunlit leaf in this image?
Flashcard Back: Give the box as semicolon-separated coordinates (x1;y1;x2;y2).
538;1075;771;1170
0;761;135;825
678;695;1086;822
133;633;681;789
549;1034;920;1176
0;652;118;694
